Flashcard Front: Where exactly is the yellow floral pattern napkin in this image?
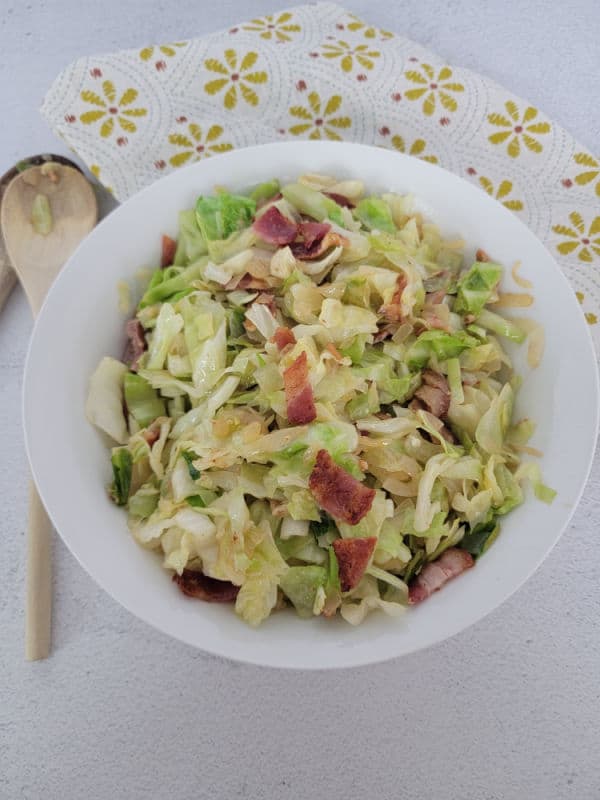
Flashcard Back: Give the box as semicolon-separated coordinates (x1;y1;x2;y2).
41;3;600;347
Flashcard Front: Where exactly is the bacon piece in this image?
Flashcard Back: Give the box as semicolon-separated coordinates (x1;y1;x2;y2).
323;191;355;208
254;291;277;314
300;221;331;249
161;234;177;268
253;206;298;245
309;449;376;525
271;326;296;351
123;319;146;371
373;324;396;343
228;274;271;291
283;351;316;424
408;548;474;604
476;248;490;262
332;537;377;591
173;570;239;603
413;369;450;419
378;273;407;323
290;230;348;261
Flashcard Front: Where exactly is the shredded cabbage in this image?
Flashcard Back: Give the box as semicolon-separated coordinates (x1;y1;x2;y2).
88;172;553;627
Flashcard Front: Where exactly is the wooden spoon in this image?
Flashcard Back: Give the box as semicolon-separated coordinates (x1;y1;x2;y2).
1;161;98;659
0;155;86;313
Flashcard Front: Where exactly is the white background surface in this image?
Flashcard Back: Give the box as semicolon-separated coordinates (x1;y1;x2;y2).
1;1;599;798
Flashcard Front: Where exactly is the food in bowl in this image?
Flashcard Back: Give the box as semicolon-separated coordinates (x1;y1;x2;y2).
86;172;554;627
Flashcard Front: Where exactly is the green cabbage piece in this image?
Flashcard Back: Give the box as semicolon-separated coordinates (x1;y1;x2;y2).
454;261;502;316
279;565;327;618
123;373;166;427
195;192;256;242
138;262;205;308
128;482;160;519
86;356;128;444
173;209;208;266
406;330;478;369
110;448;132;506
354;197;396;233
146;303;184;370
476;308;526;343
475;383;514;454
281;182;345;226
235;523;289;627
249;179;280;204
179;295;227;395
460;519;500;557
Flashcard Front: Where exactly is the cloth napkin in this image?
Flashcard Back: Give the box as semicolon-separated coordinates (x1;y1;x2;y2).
41;2;600;350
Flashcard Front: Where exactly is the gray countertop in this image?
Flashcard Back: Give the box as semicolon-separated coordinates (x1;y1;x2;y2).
1;2;599;798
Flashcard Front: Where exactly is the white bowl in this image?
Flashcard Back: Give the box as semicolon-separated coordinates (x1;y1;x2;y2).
23;142;599;669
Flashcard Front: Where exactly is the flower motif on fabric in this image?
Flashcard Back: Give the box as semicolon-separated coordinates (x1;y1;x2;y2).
79;81;147;137
478;177;523;211
204;50;268;109
389;135;438;163
168;124;233;167
321;39;381;72
576;291;598;325
242;12;301;42
343;13;394;40
139;43;187;61
572;152;600;197
404;63;464;116
487;102;550;158
552;212;600;262
288;92;351;140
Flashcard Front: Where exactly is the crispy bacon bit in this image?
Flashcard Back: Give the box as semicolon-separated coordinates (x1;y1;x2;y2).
373;324;396;343
161;235;177;268
379;273;407;322
123;319;146;371
422;290;450;331
332;537;377;592
476;248;490;263
283;351;316;424
271;326;296;350
413;369;451;418
323;191;355;208
291;223;348;260
173;570;239;603
300;221;331;249
309;449;376;525
253;206;298;245
325;342;344;362
408;548;474;604
229;274;271;291
255;292;277;314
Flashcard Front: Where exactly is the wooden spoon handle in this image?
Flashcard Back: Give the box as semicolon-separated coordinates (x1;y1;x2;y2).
0;260;18;312
25;483;53;661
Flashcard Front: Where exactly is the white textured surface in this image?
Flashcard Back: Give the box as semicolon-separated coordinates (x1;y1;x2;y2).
1;2;599;798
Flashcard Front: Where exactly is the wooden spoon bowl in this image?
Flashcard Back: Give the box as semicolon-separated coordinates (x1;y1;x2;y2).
2;158;97;314
0;155;86;311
